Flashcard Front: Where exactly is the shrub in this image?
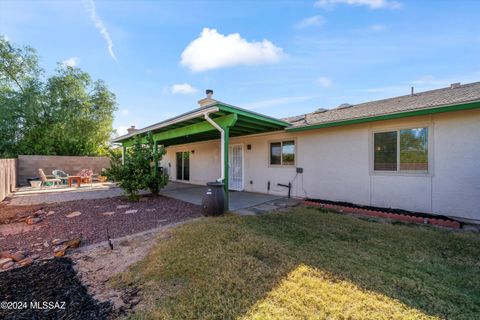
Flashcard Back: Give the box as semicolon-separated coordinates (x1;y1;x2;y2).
105;133;167;201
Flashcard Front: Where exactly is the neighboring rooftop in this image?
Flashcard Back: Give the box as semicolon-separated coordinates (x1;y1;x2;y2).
286;81;480;128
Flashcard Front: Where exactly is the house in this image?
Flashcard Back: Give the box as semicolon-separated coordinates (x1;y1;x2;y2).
112;83;480;223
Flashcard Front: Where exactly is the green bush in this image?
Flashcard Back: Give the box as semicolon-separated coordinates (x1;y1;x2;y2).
105;133;168;201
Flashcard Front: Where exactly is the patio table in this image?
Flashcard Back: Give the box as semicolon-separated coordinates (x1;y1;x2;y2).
68;176;82;187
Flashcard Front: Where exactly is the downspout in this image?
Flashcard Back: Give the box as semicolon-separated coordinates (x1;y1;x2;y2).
204;112;225;182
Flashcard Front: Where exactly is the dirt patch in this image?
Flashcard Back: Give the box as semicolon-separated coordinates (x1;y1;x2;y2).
71;225;175;314
0;194;202;260
0;257;111;319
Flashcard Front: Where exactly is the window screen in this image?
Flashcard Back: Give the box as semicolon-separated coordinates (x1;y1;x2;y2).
374;131;397;171
270;142;281;165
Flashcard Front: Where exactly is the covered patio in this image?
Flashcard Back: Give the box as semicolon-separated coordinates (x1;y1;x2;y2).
112;97;290;210
160;181;284;211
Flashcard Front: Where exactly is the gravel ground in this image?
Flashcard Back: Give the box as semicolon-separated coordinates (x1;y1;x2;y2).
0;194;202;259
0;257;111;319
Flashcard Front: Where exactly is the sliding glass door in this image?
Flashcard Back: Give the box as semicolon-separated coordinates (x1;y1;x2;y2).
176;151;190;181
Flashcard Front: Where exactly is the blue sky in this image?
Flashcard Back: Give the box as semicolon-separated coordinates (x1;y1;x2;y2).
1;0;479;135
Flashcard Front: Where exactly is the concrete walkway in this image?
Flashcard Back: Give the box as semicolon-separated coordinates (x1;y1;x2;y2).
7;180;298;213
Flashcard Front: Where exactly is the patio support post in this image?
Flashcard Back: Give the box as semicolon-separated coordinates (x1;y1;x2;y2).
223;126;229;211
153;140;158;177
121;145;126;165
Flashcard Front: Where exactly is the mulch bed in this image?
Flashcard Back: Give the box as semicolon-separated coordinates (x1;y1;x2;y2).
0;194;202;259
0;257;111;319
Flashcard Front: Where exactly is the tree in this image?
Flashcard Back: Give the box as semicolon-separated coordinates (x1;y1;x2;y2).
0;37;117;157
105;133;168;201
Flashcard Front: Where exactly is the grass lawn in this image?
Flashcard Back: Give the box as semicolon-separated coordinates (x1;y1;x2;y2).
114;207;480;320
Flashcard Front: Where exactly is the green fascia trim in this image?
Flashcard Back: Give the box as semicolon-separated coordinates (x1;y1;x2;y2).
217;103;290;127
287;101;480;132
122;113;237;147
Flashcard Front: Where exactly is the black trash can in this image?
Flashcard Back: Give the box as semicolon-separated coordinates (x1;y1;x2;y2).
202;182;225;216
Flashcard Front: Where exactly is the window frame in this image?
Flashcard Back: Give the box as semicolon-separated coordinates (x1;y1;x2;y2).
268;139;297;167
370;125;432;176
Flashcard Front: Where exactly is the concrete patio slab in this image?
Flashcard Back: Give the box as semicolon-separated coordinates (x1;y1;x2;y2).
160;181;284;211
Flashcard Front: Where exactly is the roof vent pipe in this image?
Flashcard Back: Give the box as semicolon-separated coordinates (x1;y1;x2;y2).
411;86;414;96
127;125;137;134
450;82;461;89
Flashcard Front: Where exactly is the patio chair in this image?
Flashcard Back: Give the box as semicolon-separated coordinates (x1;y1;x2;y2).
78;169;94;184
52;169;69;184
38;168;62;188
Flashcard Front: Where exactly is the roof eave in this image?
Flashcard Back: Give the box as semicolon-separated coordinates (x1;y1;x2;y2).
111;105;220;143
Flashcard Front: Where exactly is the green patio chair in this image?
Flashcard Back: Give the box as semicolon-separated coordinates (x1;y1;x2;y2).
38;168;62;188
52;170;69;184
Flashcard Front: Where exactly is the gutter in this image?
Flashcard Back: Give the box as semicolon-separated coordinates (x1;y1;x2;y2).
204;112;225;182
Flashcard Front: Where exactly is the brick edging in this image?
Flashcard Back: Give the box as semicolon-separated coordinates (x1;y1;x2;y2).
302;200;461;229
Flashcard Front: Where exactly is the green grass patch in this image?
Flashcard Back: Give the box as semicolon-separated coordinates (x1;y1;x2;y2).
114;207;480;319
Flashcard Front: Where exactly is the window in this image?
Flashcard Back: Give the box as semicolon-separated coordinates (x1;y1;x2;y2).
270;140;295;165
373;127;428;173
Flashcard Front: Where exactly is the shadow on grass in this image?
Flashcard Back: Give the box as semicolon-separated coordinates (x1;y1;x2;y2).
114;207;480;319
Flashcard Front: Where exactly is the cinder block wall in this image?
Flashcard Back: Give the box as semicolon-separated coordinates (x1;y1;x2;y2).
18;155;111;186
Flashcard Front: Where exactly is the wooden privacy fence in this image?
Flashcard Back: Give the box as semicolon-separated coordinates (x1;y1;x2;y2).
0;158;17;202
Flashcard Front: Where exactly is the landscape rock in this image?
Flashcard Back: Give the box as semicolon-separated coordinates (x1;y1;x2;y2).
52;238;68;246
66;237;82;249
26;217;42;225
66;211;82;218
101;211;115;216
18;257;34;267
54;244;68;254
43;241;49;248
2;261;15;270
46;210;55;216
125;209;138;214
0;257;13;266
116;205;130;209
11;252;25;262
30;254;40;260
0;251;11;259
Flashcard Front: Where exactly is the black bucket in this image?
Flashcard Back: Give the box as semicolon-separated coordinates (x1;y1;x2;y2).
202;182;225;216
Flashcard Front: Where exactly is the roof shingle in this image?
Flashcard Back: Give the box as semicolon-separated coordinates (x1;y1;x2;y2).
286;82;480;127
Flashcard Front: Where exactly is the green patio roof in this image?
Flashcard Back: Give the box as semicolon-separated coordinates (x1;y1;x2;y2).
112;101;290;147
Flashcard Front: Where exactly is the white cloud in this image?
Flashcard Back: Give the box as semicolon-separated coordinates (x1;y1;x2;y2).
314;0;401;9
120;109;129;116
171;83;198;95
62;57;79;67
245;95;315;110
368;24;386;31
315;77;333;88
295;16;325;29
181;28;284;72
83;0;118;62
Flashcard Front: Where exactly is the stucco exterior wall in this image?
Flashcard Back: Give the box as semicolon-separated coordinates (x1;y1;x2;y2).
161;109;480;221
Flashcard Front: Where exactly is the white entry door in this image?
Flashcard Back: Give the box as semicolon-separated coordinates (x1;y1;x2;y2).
229;144;244;191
